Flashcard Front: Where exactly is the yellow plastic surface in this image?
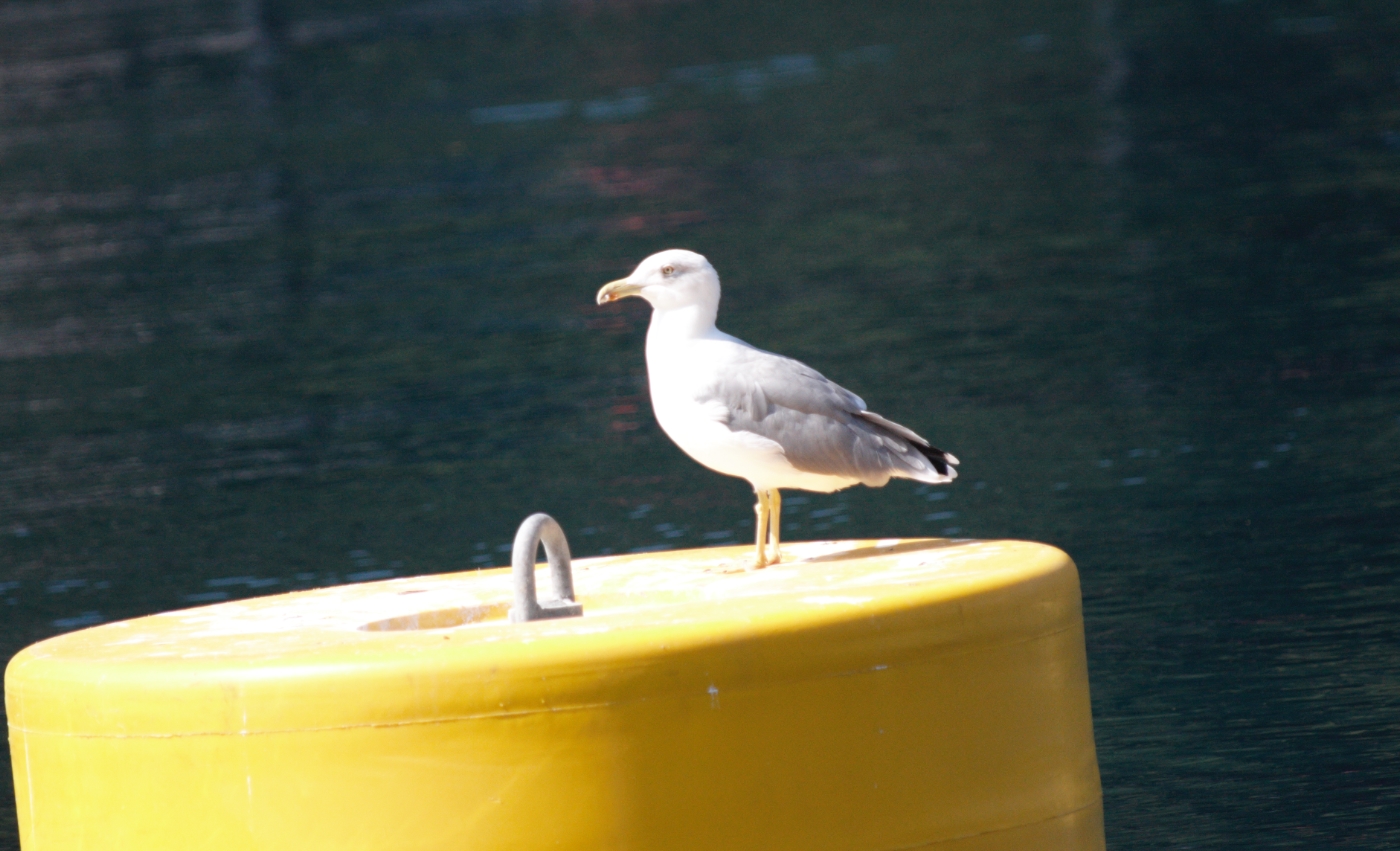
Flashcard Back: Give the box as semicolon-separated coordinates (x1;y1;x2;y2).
6;538;1103;850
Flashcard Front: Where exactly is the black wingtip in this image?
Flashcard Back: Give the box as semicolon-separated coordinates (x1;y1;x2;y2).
917;444;957;477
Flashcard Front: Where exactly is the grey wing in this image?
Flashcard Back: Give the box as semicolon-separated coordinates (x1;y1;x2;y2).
707;347;958;486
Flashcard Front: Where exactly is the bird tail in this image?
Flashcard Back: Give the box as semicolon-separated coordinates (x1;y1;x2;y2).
915;443;959;480
855;410;959;483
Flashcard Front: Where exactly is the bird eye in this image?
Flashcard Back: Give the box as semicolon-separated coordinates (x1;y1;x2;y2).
661;265;675;276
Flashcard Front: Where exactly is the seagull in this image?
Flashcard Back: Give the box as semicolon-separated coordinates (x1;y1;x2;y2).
596;249;958;569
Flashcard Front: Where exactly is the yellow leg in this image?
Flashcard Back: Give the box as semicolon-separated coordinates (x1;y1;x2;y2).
767;489;782;564
752;489;771;570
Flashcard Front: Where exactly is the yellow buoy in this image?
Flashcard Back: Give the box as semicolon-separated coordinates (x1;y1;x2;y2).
6;535;1103;850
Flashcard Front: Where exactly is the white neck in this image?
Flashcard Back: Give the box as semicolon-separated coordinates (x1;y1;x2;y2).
645;303;720;355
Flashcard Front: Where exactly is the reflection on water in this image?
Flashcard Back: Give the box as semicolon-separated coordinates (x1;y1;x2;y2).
2;0;1399;848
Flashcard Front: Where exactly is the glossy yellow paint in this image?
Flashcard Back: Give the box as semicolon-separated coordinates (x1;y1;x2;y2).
6;538;1103;850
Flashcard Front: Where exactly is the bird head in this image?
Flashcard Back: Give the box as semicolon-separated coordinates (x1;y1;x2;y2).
596;249;720;313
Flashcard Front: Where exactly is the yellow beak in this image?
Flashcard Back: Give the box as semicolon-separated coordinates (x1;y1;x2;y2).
596;279;644;305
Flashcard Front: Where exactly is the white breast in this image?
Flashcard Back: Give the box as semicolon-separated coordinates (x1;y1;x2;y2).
646;338;859;493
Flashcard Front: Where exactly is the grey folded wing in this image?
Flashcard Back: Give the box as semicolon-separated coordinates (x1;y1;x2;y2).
701;348;957;486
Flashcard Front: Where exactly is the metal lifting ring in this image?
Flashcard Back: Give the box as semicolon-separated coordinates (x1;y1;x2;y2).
508;513;584;623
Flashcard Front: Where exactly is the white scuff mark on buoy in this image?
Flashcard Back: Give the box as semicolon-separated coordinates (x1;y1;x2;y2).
708;683;719;709
23;733;38;849
107;635;154;646
789;540;862;562
871;664;888;671
538;623;613;637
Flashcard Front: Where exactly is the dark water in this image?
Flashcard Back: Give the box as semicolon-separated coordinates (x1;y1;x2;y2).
2;0;1398;847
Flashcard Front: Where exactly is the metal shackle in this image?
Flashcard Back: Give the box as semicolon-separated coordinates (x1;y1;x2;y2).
508;513;583;623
